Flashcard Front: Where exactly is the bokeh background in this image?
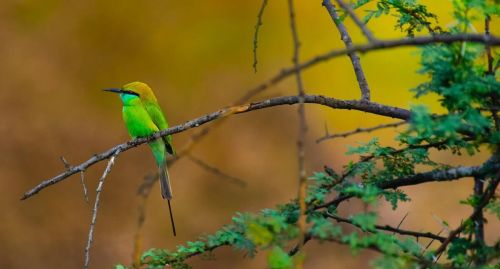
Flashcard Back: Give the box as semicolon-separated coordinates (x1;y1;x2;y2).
1;1;498;268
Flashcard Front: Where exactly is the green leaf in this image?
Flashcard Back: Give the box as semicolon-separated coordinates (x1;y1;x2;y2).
351;212;378;231
268;247;293;269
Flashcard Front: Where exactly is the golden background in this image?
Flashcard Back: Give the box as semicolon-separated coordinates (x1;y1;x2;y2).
0;1;498;268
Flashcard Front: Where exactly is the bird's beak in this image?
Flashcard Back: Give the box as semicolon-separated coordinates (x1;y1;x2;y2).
103;88;123;94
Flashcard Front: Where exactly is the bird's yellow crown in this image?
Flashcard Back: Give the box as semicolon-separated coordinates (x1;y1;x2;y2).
122;81;158;103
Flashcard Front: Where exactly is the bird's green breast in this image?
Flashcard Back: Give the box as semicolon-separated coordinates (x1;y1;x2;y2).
122;103;159;138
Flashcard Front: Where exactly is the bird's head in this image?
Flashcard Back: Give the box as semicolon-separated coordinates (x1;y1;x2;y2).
103;81;157;105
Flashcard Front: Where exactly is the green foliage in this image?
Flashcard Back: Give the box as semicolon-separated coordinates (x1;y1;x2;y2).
124;1;499;268
309;217;342;240
351;212;378;231
485;199;500;219
267;247;293;269
354;0;441;36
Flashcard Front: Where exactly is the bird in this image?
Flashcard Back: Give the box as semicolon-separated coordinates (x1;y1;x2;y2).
104;81;177;236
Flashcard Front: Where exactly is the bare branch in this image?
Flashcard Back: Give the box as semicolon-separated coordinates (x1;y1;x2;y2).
252;0;269;73
83;149;120;269
323;0;371;101
335;0;377;43
187;155;246;188
327;213;446;242
287;0;309;252
316;121;406;143
21;95;410;201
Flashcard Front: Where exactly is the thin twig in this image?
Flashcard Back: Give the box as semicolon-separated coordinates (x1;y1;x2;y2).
327;213;446;242
80;171;89;203
252;0;269;73
83;149;120;269
335;0;377;43
22;95;411;200
60;156;71;170
287;0;308;251
187;155;247;188
323;0;371;101
316;121;406;143
395;212;409;230
423;229;444;254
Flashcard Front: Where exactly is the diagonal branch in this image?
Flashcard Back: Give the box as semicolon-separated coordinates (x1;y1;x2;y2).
323;0;371;101
187;155;247;188
21;95;411;201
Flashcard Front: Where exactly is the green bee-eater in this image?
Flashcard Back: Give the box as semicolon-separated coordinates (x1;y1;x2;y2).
104;81;176;235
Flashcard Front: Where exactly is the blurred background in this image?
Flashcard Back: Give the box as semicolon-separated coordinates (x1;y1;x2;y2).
0;0;498;268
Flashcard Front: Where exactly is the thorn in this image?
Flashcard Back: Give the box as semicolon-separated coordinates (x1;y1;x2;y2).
60;156;71;170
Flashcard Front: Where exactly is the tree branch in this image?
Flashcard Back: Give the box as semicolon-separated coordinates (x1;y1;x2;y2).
316;121;406;143
237;34;499;105
433;173;500;259
252;0;269;73
21;95;410;201
287;0;309;251
323;0;371;101
187;155;247;188
317;159;500;210
327;213;446;242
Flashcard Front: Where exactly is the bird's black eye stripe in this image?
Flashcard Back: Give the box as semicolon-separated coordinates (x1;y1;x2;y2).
122;90;140;97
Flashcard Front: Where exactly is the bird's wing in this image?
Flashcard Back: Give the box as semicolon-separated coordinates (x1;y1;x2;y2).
145;102;175;155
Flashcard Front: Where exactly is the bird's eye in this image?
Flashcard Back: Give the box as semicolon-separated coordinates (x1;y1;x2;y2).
123;90;140;97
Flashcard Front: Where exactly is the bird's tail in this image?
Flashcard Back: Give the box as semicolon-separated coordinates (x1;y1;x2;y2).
159;164;172;200
159;164;176;236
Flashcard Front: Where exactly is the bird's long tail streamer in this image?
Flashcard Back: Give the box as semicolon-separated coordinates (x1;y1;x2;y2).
167;199;176;236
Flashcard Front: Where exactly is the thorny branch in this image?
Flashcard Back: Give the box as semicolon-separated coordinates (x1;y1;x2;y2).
326;213;446;242
252;0;269;73
316;121;406;143
317;158;500;210
22;94;412;200
287;0;308;251
323;0;371;101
